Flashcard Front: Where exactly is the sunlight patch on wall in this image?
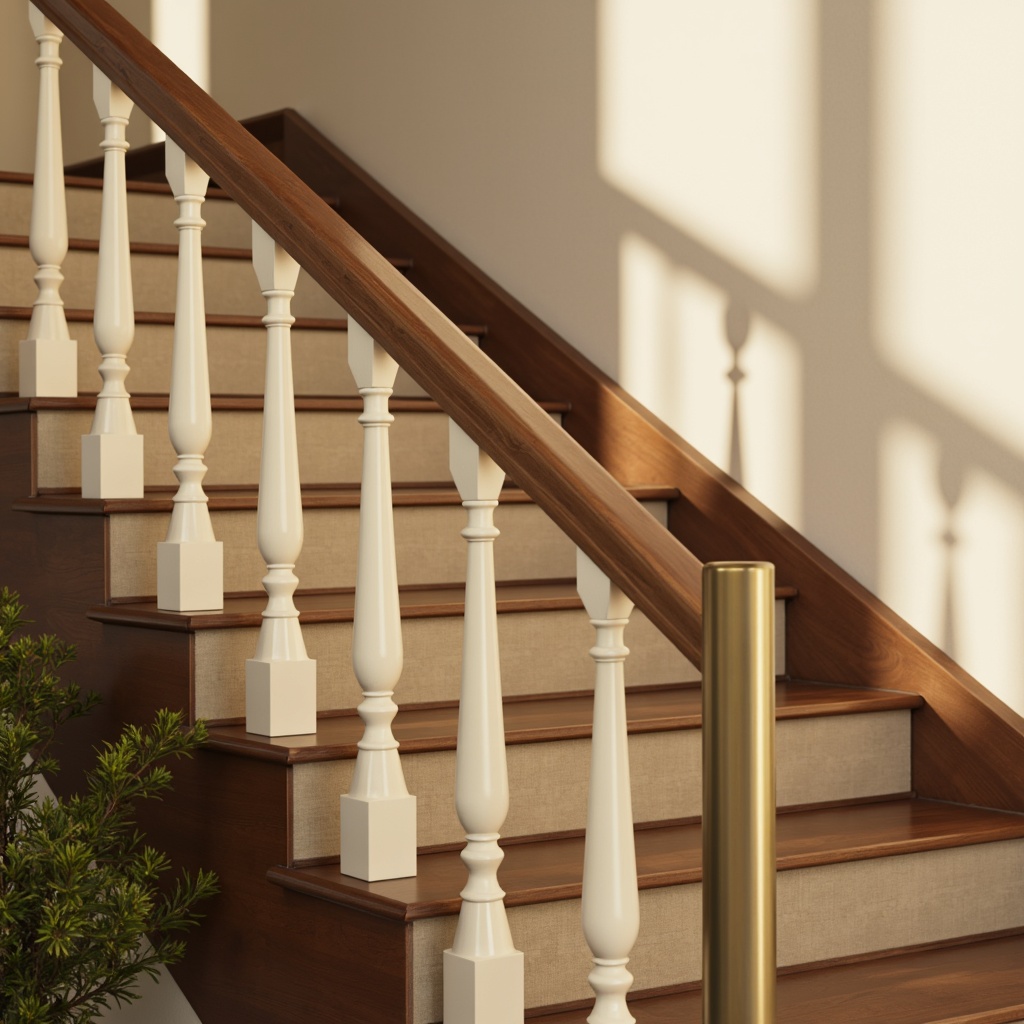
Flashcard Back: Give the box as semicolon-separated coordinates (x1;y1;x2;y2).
150;0;210;141
879;419;1024;716
618;232;803;527
598;0;818;298
873;0;1024;460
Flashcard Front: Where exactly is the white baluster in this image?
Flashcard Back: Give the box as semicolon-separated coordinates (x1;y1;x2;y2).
339;319;416;881
577;549;640;1024
157;141;222;612
245;224;316;737
20;4;76;398
81;69;143;499
443;421;524;1024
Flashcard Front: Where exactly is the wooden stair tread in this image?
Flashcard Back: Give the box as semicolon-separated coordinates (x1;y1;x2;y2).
532;932;1024;1022
13;482;679;515
203;680;920;763
0;168;236;199
0;232;414;269
89;580;797;630
0;394;569;414
0;303;488;336
267;798;1024;920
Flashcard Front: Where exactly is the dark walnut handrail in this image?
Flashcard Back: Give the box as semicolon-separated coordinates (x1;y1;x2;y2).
33;0;704;665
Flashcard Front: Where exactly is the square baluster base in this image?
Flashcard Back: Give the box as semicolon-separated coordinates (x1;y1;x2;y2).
443;948;525;1024
339;792;417;881
19;337;77;398
81;432;144;499
157;540;224;611
245;658;317;737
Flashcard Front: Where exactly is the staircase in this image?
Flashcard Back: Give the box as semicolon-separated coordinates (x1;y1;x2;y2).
6;4;1024;1023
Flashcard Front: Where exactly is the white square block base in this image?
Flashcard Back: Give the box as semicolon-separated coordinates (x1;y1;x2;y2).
443;947;525;1024
19;337;78;398
157;540;224;611
81;432;144;499
339;792;417;881
245;657;317;737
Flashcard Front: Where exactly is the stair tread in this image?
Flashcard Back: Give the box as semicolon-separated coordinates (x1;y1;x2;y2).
267;798;1024;920
0;394;569;414
203;679;920;762
88;579;796;630
0;232;414;270
13;482;678;514
0;303;488;336
531;932;1024;1023
0;169;236;200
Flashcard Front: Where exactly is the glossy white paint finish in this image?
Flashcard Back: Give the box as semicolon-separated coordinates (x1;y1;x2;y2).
81;69;143;499
577;549;640;1024
245;224;316;738
339;319;416;881
20;3;76;398
157;140;222;612
443;421;524;1024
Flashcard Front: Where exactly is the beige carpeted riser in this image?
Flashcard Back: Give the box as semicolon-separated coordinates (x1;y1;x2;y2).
0;245;344;318
195;605;696;721
108;500;669;598
410;838;1024;1022
290;711;910;862
0;181;252;249
36;405;492;488
0;320;427;397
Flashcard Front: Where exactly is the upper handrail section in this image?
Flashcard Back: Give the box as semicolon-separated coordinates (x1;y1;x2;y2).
32;0;704;666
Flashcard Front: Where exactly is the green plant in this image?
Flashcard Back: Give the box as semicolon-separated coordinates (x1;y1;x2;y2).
0;588;218;1023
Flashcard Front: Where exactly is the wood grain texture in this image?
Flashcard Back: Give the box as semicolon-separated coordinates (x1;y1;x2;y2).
203;681;920;764
531;932;1024;1023
30;0;707;670
268;798;1024;921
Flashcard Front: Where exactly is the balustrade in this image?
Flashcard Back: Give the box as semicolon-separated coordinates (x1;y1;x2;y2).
21;4;76;398
443;421;523;1024
157;139;222;612
578;549;640;1024
81;68;143;499
245;224;316;737
339;319;417;881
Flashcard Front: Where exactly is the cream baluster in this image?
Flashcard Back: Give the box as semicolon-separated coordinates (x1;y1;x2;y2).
21;4;76;398
81;70;143;499
443;421;523;1024
339;319;416;881
577;549;640;1024
245;224;316;737
157;140;222;612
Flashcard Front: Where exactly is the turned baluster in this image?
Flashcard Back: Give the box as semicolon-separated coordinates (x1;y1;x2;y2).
577;549;640;1024
339;319;416;881
245;224;316;737
157;140;222;611
81;69;143;499
443;422;524;1024
21;4;76;398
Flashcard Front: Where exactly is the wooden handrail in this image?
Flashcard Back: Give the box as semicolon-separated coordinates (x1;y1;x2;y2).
32;0;704;666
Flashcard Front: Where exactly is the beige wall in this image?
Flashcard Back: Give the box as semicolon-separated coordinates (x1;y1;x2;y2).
3;0;1024;717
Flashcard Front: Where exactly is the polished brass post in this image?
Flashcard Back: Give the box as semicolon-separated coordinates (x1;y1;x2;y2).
702;561;776;1024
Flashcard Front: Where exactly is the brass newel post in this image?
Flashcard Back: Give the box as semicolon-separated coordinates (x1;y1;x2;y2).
702;561;776;1024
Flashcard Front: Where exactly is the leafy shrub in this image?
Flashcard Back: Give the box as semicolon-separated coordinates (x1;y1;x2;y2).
0;589;218;1022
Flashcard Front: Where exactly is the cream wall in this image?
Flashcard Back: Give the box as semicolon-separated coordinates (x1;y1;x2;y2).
3;0;1024;718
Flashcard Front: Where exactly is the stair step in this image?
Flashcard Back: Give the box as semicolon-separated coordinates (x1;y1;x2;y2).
15;485;675;599
0;234;368;317
210;679;915;861
3;394;563;489
0;305;484;396
89;581;696;720
269;799;1024;1022
530;932;1024;1023
0;171;253;248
